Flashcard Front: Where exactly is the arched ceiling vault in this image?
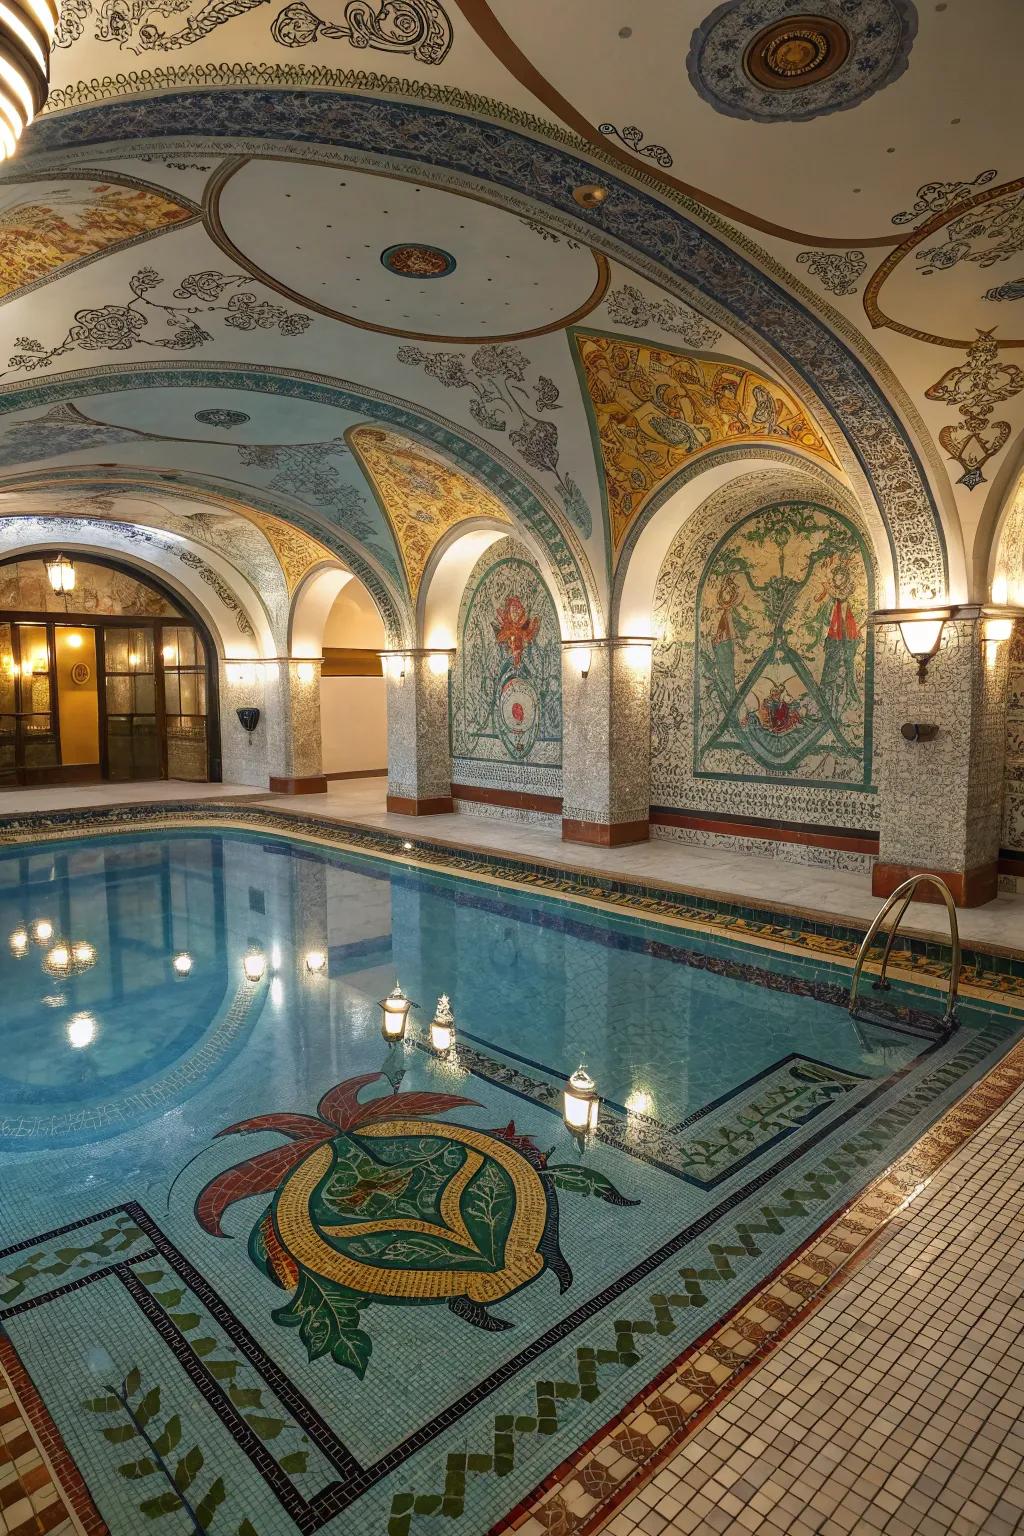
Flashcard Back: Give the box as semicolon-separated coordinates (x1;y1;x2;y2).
0;2;1017;617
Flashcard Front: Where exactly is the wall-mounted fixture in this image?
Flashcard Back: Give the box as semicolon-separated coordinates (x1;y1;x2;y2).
236;706;260;738
296;660;316;683
427;651;450;677
568;645;592;679
572;184;608;208
900;723;939;743
983;616;1014;644
45;553;75;595
896;613;946;683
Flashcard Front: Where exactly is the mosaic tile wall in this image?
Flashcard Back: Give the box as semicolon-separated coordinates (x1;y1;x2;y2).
1005;618;1024;859
450;537;563;808
876;618;1009;876
387;654;452;803
649;473;879;860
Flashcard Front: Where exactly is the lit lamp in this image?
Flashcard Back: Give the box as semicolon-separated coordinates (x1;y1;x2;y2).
896;614;945;683
563;1065;600;1134
429;993;456;1052
569;645;592;679
427;651;450;677
243;950;267;982
172;951;193;976
296;661;316;683
45;553;75;595
304;948;327;975
379;982;413;1041
381;653;407;682
983;617;1014;644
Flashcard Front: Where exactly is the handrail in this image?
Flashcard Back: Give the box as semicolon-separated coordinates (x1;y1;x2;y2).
849;874;960;1029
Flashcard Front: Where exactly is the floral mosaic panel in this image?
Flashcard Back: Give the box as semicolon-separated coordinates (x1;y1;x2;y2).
571;329;837;560
451;539;562;782
693;503;873;788
349;424;510;599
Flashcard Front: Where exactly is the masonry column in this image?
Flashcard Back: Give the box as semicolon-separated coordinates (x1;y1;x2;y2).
267;657;328;795
873;614;1011;906
561;638;652;846
384;650;453;815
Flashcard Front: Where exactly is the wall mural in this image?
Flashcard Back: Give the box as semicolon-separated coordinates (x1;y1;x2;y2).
397;344;592;537
349;424;510;598
573;330;837;560
4;267;310;380
0;180;195;302
603;284;721;348
0;555;180;615
270;0;452;61
451;538;562;788
692;503;872;789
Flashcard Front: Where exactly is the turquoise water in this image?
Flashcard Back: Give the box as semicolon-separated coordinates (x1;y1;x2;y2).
0;828;1018;1536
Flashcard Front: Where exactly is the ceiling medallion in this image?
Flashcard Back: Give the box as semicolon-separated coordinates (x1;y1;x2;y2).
687;0;917;123
194;408;250;429
380;243;456;278
744;17;850;89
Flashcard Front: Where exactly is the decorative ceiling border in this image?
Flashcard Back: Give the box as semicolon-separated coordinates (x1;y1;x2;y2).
0;358;601;636
17;87;948;600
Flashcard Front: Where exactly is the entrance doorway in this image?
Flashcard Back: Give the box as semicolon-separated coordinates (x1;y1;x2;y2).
0;616;216;787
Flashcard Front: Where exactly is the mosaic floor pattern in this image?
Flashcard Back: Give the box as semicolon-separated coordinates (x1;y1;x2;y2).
1;815;1023;1536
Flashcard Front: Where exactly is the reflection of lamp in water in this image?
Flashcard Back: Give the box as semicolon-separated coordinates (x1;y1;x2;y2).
625;1088;653;1117
67;1013;96;1049
172;951;193;976
9;929;28;956
72;940;95;968
243;950;266;982
32;918;52;943
379;982;413;1041
46;942;70;973
563;1066;599;1134
304;949;327;975
430;994;456;1052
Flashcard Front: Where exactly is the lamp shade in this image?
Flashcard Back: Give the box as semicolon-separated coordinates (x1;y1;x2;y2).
45;553;75;594
429;993;456;1052
379;983;413;1040
896;614;945;682
563;1066;599;1133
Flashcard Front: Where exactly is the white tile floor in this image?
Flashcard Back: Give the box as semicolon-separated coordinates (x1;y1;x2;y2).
603;1081;1024;1535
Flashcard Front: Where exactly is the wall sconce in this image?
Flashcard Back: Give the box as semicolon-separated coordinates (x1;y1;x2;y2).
45;553;75;594
563;1065;599;1134
896;613;946;683
568;645;592;679
427;651;450;677
983;617;1014;644
900;723;939;743
236;706;260;739
380;653;407;682
304;948;327;975
429;993;456;1052
243;950;267;983
379;982;413;1040
296;660;316;683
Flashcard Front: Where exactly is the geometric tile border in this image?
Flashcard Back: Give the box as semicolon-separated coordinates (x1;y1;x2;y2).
494;1035;1024;1536
0;1335;98;1536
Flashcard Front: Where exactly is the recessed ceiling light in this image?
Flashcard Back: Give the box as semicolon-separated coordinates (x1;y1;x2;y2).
573;184;608;208
618;25;632;37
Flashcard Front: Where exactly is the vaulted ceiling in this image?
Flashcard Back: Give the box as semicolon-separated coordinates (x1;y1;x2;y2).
0;0;1019;643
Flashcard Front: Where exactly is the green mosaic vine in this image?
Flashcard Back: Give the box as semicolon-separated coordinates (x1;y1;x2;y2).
0;1213;145;1304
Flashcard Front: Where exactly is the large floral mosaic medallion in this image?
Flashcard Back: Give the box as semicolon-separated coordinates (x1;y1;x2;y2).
195;1071;638;1376
687;0;917;122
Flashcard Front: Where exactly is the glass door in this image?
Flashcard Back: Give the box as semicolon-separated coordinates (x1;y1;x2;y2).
54;625;100;771
102;626;161;781
161;625;209;781
15;623;59;776
0;624;15;785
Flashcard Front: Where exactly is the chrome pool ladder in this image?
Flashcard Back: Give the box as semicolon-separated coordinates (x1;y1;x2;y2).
849;874;960;1032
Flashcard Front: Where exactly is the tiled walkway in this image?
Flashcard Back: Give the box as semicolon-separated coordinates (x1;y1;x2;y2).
602;1082;1024;1536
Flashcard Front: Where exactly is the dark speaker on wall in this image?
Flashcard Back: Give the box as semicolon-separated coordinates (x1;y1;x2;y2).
236;706;261;737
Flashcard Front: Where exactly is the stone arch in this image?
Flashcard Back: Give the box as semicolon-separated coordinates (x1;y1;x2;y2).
988;464;1024;606
614;449;883;638
21;90;949;601
647;470;880;861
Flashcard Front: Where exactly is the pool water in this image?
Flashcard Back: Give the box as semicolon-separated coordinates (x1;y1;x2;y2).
0;828;1018;1536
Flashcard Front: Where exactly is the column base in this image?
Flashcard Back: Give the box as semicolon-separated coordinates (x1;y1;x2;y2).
386;793;454;815
871;860;998;908
561;817;650;847
268;774;328;795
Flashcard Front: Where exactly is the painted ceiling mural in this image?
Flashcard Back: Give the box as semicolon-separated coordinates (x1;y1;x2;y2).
0;0;1013;647
0;554;181;615
573;332;838;559
348;424;510;599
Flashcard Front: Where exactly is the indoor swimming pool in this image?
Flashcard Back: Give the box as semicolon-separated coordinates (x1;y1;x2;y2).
1;824;1021;1536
